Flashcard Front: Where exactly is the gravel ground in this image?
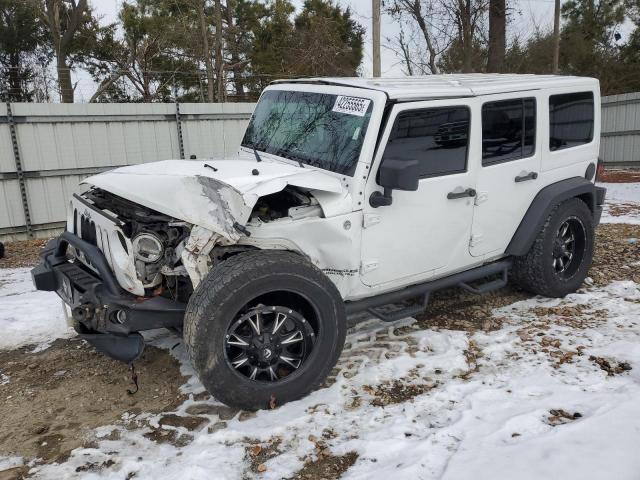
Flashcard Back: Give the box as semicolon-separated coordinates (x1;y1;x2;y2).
599;168;640;183
0;240;49;270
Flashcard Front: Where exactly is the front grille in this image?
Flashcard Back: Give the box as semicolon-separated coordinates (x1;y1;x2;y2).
68;194;142;296
71;205;119;274
78;211;98;246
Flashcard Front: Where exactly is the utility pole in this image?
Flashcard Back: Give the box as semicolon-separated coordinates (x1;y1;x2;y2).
372;0;381;77
552;0;560;73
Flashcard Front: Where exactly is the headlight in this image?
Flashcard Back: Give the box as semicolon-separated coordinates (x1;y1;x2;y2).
132;233;164;263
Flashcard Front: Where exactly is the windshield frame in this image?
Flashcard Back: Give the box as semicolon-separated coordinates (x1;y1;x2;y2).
240;84;386;178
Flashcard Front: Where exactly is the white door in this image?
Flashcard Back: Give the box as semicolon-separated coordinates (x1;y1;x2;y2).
360;98;480;288
470;94;542;257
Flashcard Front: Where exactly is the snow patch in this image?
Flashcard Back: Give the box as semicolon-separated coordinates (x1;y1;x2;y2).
0;456;23;472
599;182;640;224
27;280;640;480
0;268;74;352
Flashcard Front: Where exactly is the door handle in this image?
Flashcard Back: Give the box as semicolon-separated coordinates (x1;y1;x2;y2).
447;188;476;200
515;171;538;183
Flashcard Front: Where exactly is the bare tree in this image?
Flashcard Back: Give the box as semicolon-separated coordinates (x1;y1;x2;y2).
386;0;444;74
447;0;486;72
40;0;88;103
487;0;505;72
396;30;415;75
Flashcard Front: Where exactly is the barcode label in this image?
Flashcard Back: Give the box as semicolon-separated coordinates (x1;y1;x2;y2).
332;96;371;116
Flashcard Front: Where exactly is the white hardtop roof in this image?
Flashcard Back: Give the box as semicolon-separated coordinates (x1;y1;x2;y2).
272;74;598;101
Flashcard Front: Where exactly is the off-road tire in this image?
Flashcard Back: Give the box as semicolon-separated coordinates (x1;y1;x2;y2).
511;198;594;297
184;250;346;410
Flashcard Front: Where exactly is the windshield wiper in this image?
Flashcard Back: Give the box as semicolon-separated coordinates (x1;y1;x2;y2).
271;147;305;168
252;147;263;163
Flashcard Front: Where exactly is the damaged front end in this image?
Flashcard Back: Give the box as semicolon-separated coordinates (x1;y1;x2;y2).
31;159;349;362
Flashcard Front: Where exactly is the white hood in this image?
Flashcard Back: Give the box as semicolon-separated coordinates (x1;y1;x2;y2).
83;159;346;242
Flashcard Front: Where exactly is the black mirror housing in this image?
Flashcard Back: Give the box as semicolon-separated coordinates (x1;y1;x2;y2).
378;158;420;191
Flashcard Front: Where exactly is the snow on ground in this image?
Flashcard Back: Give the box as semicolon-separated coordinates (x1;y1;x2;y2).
1;182;638;479
599;182;640;224
24;281;640;480
0;268;74;351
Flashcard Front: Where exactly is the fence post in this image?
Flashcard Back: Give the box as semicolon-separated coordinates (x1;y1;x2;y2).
173;84;185;160
2;87;33;238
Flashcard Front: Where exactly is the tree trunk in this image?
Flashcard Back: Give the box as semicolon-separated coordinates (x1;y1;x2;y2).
412;0;438;74
552;0;560;73
8;53;23;101
214;0;224;102
224;0;245;99
43;0;88;103
398;32;414;75
487;0;506;72
372;0;381;76
461;0;473;73
57;55;74;103
198;0;215;102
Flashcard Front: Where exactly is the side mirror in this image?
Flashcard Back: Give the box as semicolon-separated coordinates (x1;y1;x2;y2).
370;158;420;208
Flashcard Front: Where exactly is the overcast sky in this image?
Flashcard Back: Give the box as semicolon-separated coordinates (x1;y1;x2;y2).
91;0;557;77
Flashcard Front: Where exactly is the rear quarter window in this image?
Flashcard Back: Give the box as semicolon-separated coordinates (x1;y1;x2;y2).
549;92;594;151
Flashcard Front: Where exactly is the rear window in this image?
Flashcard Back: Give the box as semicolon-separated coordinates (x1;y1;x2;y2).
549;92;594;151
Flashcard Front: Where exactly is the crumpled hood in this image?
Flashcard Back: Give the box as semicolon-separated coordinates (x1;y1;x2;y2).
83;159;346;242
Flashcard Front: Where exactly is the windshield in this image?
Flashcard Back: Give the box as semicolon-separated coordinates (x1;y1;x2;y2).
241;90;373;176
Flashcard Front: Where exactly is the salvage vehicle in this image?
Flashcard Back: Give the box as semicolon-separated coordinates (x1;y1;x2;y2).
33;75;606;410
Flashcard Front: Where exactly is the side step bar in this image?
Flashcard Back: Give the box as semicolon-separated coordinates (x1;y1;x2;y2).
345;259;512;322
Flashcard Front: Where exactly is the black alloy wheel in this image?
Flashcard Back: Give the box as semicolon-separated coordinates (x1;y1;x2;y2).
552;217;587;279
224;305;315;383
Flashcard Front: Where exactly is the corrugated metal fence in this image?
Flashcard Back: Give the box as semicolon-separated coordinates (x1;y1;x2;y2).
1;102;255;240
601;92;640;167
1;93;639;241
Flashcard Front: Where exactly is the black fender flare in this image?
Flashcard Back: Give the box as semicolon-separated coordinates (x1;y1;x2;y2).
506;177;606;256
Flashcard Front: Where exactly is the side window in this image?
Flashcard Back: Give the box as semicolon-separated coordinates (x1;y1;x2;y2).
482;98;536;166
383;106;470;178
549;91;594;151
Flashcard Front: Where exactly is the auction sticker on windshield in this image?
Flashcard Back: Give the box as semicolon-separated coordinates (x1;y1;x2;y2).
332;96;371;117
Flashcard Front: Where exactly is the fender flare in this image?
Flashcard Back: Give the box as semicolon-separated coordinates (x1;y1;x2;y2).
506;177;606;256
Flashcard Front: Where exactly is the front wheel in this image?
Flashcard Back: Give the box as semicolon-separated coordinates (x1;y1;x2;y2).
183;250;346;410
511;198;595;297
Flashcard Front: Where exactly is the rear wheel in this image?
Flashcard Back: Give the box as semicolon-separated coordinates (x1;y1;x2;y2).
512;198;594;297
184;250;346;410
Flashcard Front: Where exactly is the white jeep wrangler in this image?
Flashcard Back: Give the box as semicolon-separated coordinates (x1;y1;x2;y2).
33;75;606;410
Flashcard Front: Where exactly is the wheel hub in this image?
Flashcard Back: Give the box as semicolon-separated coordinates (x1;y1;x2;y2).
251;334;281;364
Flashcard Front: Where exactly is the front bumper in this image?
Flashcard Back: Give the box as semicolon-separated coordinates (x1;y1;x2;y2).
32;232;186;362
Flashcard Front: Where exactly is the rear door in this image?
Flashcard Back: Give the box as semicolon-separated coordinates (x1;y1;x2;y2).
470;93;541;257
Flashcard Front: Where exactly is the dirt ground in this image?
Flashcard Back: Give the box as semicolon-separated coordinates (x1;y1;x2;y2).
0;169;638;478
599;168;640;183
0;339;186;470
0;239;48;270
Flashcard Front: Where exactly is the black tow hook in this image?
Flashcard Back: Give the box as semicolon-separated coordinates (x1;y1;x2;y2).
72;303;95;323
